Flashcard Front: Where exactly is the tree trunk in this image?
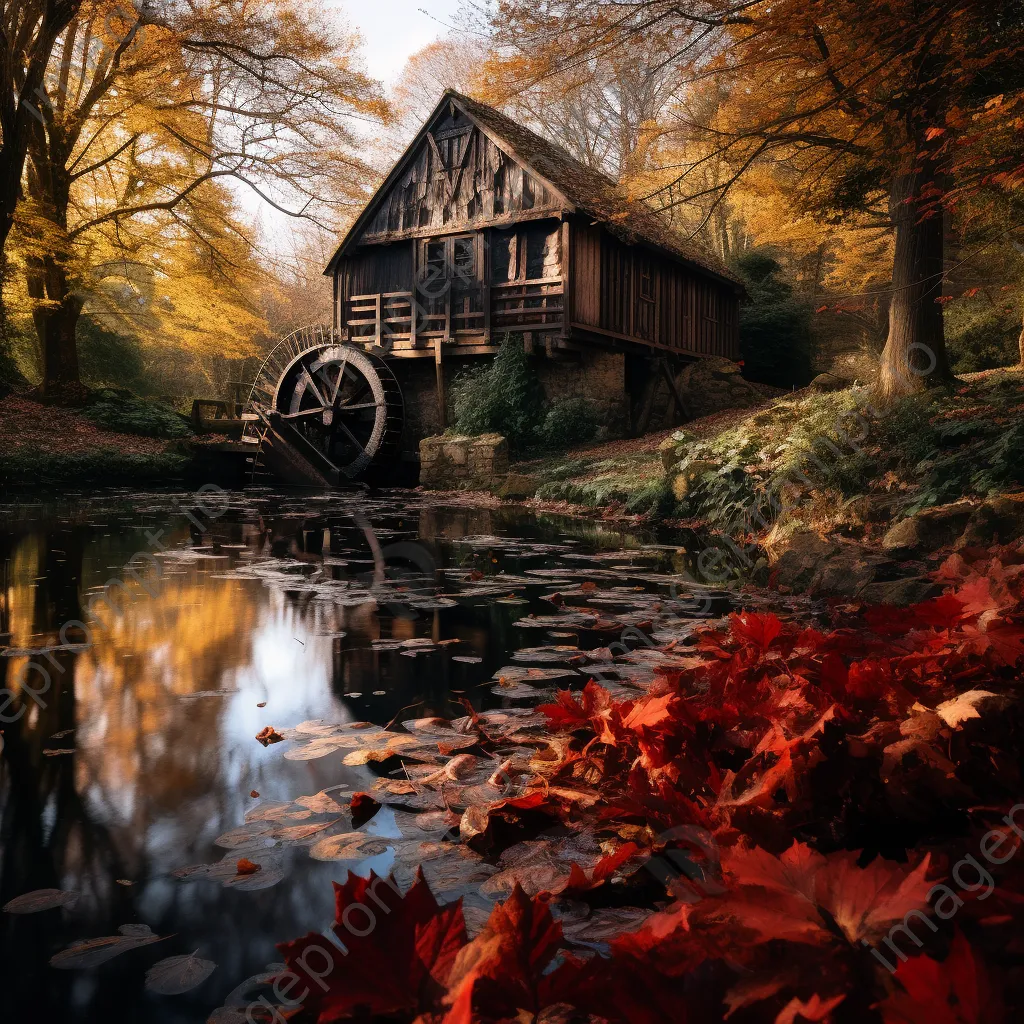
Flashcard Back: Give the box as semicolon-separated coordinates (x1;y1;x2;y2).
27;257;85;403
1018;310;1023;365
25;111;87;404
877;160;955;401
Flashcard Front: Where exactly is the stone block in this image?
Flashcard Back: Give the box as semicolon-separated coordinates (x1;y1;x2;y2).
881;501;976;556
418;434;508;490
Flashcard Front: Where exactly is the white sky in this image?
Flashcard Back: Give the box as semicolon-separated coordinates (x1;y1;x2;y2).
334;0;466;86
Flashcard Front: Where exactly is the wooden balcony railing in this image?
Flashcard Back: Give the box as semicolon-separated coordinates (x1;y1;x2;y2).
343;277;563;349
490;277;563;330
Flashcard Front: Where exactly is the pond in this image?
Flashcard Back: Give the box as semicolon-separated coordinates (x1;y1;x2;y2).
0;488;744;1023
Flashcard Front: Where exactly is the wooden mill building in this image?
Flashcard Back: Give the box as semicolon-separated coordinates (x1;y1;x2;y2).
325;90;744;440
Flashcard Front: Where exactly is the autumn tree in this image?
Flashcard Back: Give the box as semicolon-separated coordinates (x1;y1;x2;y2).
388;37;489;153
486;0;1024;398
482;12;689;179
0;0;83;259
15;0;385;400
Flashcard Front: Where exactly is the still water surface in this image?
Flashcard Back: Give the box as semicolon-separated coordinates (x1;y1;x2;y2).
0;489;724;1023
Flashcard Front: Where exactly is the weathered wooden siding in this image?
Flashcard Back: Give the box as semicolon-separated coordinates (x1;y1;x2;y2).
337;244;413;303
358;107;562;244
569;221;601;326
569;223;739;359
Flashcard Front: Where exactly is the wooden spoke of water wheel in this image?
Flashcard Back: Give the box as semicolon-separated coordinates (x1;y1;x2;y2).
242;328;404;484
273;344;404;479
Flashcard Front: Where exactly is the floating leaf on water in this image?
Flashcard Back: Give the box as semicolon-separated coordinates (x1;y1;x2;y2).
224;865;285;891
560;906;656;947
42;748;76;757
255;726;284;746
145;952;217;995
404;717;477;741
390;809;460;842
511;646;583;665
48;729;75;740
214;822;276;850
244;802;294;823
408;597;458;610
308;832;393;862
282;737;355;761
491;681;556;701
116;880;133;887
371;779;447;811
292;720;346;737
294;788;349;813
269;818;341;845
3;889;79;914
50;923;165;969
492;666;579;685
340;732;422;765
452;655;483;664
171;862;234;882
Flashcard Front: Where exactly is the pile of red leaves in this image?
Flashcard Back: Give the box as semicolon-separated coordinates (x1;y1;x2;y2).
276;543;1024;1023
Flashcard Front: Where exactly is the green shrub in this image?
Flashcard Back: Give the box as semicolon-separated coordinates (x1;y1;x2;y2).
539;397;599;449
450;335;543;454
624;479;675;517
85;387;192;439
945;302;1020;373
733;248;814;389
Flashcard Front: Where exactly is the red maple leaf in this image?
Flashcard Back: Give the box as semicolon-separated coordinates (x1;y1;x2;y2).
692;842;933;948
878;931;1004;1023
443;883;581;1023
538;680;612;731
278;868;464;1020
553;842;642;898
730;610;784;652
958;620;1024;667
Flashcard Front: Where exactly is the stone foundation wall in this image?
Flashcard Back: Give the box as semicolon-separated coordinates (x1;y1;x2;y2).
392;349;629;454
675;357;764;420
419;433;509;490
534;350;628;434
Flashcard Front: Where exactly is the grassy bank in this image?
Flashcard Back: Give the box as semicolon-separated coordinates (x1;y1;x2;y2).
661;366;1024;541
497;367;1024;541
0;392;195;491
508;432;676;517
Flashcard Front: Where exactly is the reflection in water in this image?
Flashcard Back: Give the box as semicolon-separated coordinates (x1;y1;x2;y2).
0;491;719;1022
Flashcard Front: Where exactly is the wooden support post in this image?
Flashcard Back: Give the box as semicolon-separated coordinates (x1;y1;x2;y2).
659;358;692;422
374;294;382;347
634;359;661;436
411;240;419;349
435;335;446;429
483;232;491;344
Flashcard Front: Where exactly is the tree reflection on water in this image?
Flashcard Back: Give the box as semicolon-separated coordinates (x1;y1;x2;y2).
0;493;692;1022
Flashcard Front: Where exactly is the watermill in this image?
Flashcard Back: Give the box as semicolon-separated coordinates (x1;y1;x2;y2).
242;325;405;487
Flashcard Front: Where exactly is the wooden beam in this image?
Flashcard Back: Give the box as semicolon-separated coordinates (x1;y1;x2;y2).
435;335;446;428
659;358;692;422
561;220;573;324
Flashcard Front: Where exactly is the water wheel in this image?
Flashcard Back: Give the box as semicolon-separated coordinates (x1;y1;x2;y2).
243;326;404;485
